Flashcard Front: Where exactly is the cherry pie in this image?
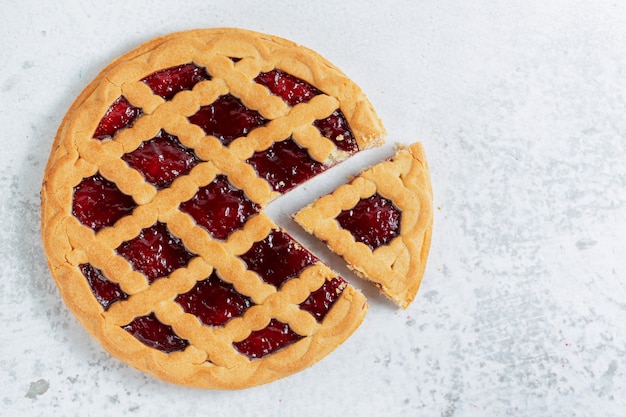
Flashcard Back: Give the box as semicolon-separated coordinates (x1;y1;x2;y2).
41;28;386;389
42;29;428;389
294;143;433;309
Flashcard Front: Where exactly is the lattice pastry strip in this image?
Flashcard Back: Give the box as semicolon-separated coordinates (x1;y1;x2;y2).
41;28;384;389
294;142;434;309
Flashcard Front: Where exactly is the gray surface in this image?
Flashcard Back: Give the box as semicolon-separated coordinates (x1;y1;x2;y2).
1;1;625;416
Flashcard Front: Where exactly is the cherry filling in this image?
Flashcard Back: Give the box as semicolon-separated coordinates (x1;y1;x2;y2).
122;130;201;189
93;96;142;140
254;69;357;153
188;94;268;146
246;138;324;194
299;277;347;322
180;175;260;240
123;313;189;353
72;174;137;232
254;69;321;106
142;63;211;101
314;110;357;153
175;271;253;327
116;222;194;283
80;263;128;311
233;319;303;359
240;230;317;288
335;194;401;251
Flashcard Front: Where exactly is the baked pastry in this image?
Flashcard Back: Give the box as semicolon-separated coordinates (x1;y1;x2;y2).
294;143;433;309
40;28;385;389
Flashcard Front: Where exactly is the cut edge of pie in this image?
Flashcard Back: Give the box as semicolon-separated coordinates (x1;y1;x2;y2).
293;142;433;309
40;28;384;389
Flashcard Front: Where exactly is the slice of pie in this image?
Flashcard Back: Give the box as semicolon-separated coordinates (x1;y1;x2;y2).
294;142;433;309
41;28;385;389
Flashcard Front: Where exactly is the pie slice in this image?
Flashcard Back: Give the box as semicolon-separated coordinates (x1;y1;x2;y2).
294;142;433;309
40;28;385;389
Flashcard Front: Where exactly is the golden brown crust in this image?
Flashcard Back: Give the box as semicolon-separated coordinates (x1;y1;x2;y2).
41;28;381;389
294;142;433;309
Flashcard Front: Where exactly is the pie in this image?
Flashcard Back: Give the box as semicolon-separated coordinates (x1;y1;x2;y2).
294;143;433;309
40;28;386;389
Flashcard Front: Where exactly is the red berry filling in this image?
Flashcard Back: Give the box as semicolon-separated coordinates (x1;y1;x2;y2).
239;229;317;288
254;69;321;106
180;175;260;240
335;194;401;251
246;138;324;194
80;263;128;310
188;94;268;146
142;63;211;101
175;271;253;327
72;174;137;232
314;110;357;153
116;222;194;283
123;313;189;353
93;96;142;140
299;277;347;322
255;69;357;153
233;319;303;359
122;130;201;189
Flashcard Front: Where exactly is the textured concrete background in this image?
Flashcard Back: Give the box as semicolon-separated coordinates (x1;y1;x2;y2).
1;1;625;416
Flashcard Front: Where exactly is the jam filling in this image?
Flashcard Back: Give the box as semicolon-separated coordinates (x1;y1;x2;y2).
254;69;322;106
175;271;253;327
255;69;357;153
233;319;303;359
122;130;201;189
116;222;194;283
142;63;211;101
188;94;268;146
314;110;357;153
335;194;401;251
179;175;260;240
246;138;324;194
72;174;137;232
93;96;142;140
239;229;317;288
123;313;189;353
80;263;128;311
299;277;347;322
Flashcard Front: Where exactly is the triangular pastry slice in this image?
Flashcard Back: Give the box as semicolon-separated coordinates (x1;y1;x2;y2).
294;142;433;309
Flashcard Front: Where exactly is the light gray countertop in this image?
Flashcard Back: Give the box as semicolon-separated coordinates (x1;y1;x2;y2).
1;1;625;416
